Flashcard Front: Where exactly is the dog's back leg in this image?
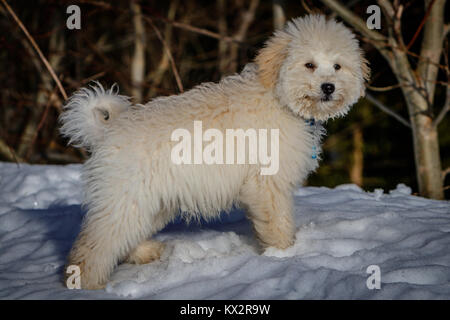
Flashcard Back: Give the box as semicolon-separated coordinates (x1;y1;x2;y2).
64;206;155;289
124;208;174;264
125;240;165;264
63;180;165;289
239;175;295;250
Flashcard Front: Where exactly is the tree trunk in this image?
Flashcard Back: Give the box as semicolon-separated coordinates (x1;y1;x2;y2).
131;2;146;103
387;35;444;199
217;0;228;75
401;0;445;199
350;125;363;186
404;91;443;199
320;0;446;199
273;0;286;30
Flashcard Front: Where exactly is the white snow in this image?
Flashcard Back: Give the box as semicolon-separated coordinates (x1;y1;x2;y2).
0;162;449;299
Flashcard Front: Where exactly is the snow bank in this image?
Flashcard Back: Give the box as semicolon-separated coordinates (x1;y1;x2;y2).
0;162;449;299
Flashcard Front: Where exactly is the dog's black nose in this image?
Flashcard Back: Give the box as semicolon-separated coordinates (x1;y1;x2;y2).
321;83;335;95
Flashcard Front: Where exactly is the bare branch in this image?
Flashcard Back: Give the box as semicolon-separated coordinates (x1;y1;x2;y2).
300;0;313;14
417;0;445;102
433;37;449;128
0;138;24;163
79;0;243;44
273;0;286;30
146;0;178;89
319;0;387;45
25;86;59;160
131;1;146;102
365;93;411;128
234;0;260;43
225;0;259;73
377;0;395;18
1;0;68;100
366;83;402;92
159;17;242;44
217;0;229;74
64;71;107;90
144;16;184;93
376;38;448;72
433;85;450;128
442;167;450;182
406;0;436;50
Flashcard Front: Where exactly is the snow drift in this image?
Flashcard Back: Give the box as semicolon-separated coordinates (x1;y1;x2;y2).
0;162;449;299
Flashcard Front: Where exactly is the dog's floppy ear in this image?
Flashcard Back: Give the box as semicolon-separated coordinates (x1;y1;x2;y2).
255;31;291;89
359;55;371;97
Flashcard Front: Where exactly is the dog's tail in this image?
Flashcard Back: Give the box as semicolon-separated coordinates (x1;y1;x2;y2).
59;82;130;150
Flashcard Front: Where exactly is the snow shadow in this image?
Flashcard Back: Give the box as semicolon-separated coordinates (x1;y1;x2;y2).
16;204;250;264
161;206;250;235
17;204;85;263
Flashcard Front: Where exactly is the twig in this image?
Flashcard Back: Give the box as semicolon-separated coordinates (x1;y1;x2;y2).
146;0;178;90
1;0;68;100
25;86;59;160
377;0;407;55
217;0;228;74
366;83;403;92
131;1;146;102
433;85;450;127
144;16;184;93
224;0;259;73
159;17;241;44
0;138;24;163
377;0;395;16
81;34;131;92
365;93;411;128
321;0;447;75
442;167;450;182
301;0;313;14
64;71;107;89
361;35;448;72
80;0;243;45
320;0;387;45
406;0;437;50
273;0;286;29
234;0;260;43
433;38;449;128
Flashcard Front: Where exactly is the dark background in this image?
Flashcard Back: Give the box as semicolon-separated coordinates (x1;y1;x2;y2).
1;0;449;198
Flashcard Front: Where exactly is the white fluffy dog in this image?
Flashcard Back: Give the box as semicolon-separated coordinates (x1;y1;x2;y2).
60;15;369;289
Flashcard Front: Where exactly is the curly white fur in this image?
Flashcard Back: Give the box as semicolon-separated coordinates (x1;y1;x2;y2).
60;15;369;289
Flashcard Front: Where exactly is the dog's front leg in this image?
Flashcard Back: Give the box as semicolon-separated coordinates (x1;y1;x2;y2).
240;176;295;250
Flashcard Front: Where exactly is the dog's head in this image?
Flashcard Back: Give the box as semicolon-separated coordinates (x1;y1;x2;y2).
256;15;369;121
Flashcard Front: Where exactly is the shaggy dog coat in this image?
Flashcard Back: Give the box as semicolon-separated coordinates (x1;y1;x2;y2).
60;15;369;289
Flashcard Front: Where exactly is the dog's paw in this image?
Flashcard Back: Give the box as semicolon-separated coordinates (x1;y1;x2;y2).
125;240;165;265
63;260;107;290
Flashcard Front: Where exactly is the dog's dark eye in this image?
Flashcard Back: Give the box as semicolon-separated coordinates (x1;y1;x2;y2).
334;64;341;71
305;63;316;70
